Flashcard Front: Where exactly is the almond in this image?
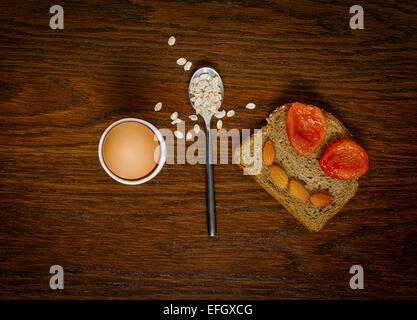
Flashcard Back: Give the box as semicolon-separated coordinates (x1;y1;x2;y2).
310;193;334;207
269;165;288;189
262;140;275;166
288;180;310;201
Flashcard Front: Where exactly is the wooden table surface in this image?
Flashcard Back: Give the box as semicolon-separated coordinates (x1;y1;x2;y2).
1;0;416;299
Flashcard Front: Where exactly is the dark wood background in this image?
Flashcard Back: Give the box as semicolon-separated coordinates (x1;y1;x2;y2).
0;0;416;299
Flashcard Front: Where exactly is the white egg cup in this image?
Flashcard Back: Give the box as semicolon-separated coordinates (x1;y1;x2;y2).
98;118;166;185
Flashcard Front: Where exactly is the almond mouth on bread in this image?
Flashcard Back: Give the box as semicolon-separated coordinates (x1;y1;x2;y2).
237;103;358;232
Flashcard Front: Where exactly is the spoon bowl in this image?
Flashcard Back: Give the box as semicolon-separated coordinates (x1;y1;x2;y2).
188;67;224;113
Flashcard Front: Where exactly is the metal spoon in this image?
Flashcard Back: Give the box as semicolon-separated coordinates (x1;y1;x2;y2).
188;67;224;237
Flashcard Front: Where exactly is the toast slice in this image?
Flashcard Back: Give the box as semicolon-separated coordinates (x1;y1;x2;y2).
236;103;358;232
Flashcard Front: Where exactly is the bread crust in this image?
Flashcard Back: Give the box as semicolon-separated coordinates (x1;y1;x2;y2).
236;103;358;232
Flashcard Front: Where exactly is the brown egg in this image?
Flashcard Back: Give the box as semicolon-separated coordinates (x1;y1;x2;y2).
102;121;160;180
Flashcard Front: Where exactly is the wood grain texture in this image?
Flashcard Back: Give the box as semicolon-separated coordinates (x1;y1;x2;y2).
1;0;417;299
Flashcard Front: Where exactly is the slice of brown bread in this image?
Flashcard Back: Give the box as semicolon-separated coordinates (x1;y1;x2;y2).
236;103;358;232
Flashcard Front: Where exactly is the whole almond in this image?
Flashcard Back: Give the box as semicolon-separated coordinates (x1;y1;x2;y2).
288;180;310;201
269;165;288;189
262;140;275;166
310;193;334;207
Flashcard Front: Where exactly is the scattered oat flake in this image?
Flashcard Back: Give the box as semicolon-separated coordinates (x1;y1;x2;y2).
168;36;176;46
215;110;226;118
194;124;200;134
176;58;186;66
184;61;192;71
246;103;256;110
154;102;162;111
227;110;235;117
186;132;193;140
170;112;178;120
189;115;198;121
217;120;223;129
171;118;182;125
174;130;184;139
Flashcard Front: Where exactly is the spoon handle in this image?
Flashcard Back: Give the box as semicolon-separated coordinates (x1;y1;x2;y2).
205;125;216;236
